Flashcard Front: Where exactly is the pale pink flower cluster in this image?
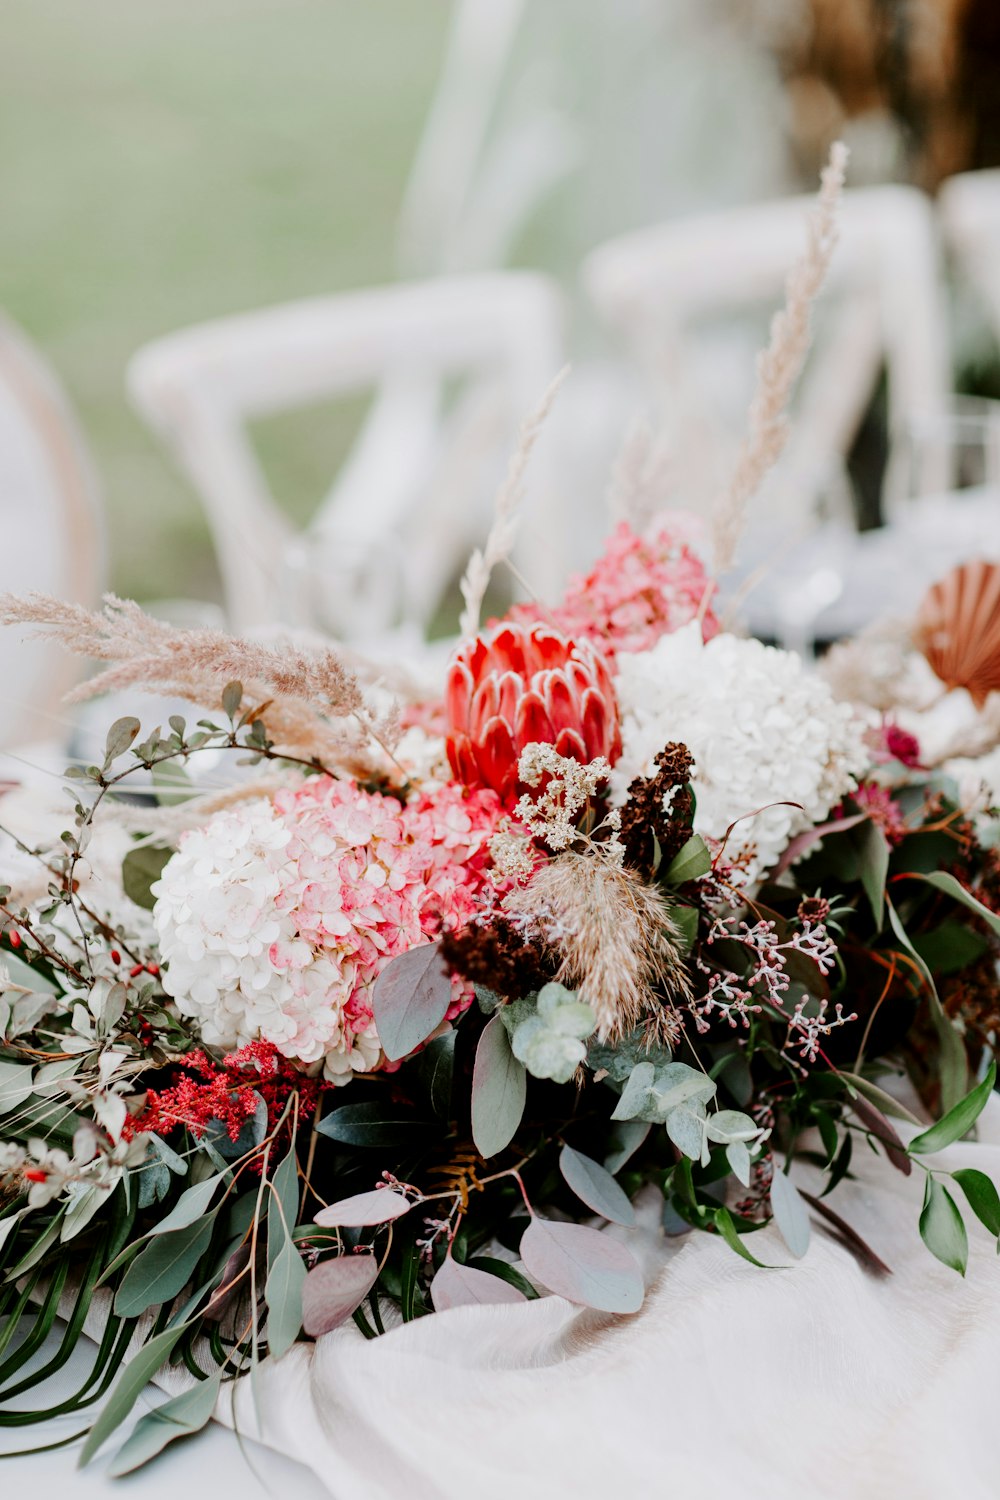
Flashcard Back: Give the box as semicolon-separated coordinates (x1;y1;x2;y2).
154;778;506;1082
510;520;718;661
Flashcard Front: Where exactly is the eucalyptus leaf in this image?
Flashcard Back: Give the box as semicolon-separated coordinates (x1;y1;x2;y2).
603;1120;651;1174
886;899;968;1113
430;1256;527;1311
855;820;889;928
114;1216;215;1317
510;983;594;1084
301;1253;379;1336
317;1102;443;1149
908;1061;997;1157
666;1104;709;1163
0;1058;34;1115
838;1071;922;1127
149;1174;222;1235
371;941;453;1062
915;870;1000;940
559;1145;636;1226
107;1373;221;1477
313;1189;413;1228
267;1144;300;1270
919;1177;968;1275
519;1217;644;1313
726;1141;752;1186
265;1234;306;1358
770;1169;811;1258
472;1012;527;1158
79;1323;188;1466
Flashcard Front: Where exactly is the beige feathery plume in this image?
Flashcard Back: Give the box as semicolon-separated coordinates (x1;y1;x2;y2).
711;140;849;576
0;593;397;772
458;366;569;639
503;850;692;1044
606;416;676;533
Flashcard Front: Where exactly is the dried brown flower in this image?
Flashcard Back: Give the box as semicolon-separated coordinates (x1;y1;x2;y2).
619;741;695;877
440;920;556;1000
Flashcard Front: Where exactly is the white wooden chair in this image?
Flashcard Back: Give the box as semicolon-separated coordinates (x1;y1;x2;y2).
582;184;951;530
126;273;566;640
0;316;105;749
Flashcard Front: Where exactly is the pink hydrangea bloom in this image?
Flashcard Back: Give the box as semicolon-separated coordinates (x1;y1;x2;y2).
510;520;718;662
154;777;508;1082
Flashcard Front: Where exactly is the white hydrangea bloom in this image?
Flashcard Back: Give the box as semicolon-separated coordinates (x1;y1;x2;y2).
152;799;381;1081
611;624;868;883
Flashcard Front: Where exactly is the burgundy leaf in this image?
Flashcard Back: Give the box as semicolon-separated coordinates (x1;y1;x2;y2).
313;1189;413;1228
372;942;453;1061
301;1253;379;1337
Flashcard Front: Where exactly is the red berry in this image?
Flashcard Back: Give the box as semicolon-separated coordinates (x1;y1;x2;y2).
110;949;121;965
9;929;21;949
129;964;143;979
23;1167;47;1183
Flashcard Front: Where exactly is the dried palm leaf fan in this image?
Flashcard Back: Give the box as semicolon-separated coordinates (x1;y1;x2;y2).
916;559;1000;704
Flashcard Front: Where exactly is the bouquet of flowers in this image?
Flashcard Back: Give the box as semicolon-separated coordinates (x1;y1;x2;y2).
2;144;1000;1476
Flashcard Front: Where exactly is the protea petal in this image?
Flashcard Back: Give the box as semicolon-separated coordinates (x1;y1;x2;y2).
496;670;523;728
475;715;519;800
554;727;588;762
470;676;500;738
445;659;475;733
514;690;555;752
578;686;609;761
542;669;576;735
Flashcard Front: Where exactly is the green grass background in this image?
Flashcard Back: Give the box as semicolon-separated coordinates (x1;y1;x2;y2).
0;0;450;602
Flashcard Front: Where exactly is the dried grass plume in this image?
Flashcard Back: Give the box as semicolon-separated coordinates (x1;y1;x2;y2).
458;366;569;638
711;140;849;575
503;850;693;1043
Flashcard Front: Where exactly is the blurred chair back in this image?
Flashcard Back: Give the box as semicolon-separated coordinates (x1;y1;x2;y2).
0;316;104;749
582;184;950;530
127;273;565;639
939;169;1000;342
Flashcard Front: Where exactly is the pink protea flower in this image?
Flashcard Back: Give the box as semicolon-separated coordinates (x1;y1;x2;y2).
445;621;621;801
510;520;718;663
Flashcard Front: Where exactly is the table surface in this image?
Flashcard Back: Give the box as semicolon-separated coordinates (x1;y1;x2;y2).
0;1322;329;1497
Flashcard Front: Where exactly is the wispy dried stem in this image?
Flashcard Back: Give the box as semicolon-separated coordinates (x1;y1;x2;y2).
711;140;849;575
458;366;569;638
606;415;677;532
0;593;398;773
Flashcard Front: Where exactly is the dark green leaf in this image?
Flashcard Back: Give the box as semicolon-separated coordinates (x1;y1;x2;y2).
663;835;712;885
887;899;968;1112
854;821;889;928
603;1120;650;1174
712;1206;780;1268
466;1256;539;1299
919;1177;968;1274
951;1168;1000;1237
414;1030;456;1119
114;1218;214;1318
912;921;990;977
121;845;172;911
837;1070;922;1125
908;1062;997;1156
317;1102;443;1149
913;871;1000;940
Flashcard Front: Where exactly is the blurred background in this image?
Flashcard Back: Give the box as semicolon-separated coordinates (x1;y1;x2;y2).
5;0;1000;743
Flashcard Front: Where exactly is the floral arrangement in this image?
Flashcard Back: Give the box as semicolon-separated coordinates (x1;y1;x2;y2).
2;143;1000;1476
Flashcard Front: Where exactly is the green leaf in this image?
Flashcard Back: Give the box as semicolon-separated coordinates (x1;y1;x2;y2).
114;1217;214;1317
559;1145;636;1226
472;1012;526;1158
107;1373;221;1476
121;845;172;910
670;905;699;954
267;1145;299;1271
465;1256;539;1300
770;1169;811;1258
104;716;141;765
837;1071;922;1126
371;941;453;1061
519;1218;644;1313
908;1062;997;1156
603;1120;650;1174
222;680;243;720
913;870;1000;940
951;1168;1000;1237
663;835;712;884
265;1234;306;1358
912;921;990;977
886;899;968;1112
712;1206;779;1268
317;1102;443;1149
918;1177;968;1275
149;1174;222;1235
414;1030;456;1119
510;983;594;1084
79;1324;188;1466
855;821;890;928
0;1058;34;1115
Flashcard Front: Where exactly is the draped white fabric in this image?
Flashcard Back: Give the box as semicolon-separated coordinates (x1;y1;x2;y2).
191;1099;1000;1500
